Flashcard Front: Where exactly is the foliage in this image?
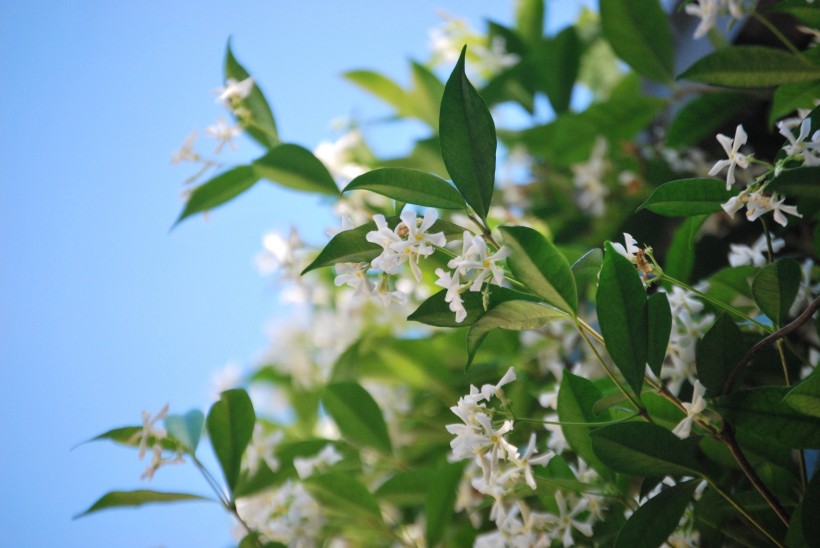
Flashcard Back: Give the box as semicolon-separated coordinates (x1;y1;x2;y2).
82;1;820;546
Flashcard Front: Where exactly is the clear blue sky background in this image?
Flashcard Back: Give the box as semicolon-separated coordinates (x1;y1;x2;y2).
0;2;588;546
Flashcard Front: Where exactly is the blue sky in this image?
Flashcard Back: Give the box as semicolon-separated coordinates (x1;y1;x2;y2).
0;2;589;545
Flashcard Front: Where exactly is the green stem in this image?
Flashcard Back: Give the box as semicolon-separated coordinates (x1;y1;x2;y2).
751;11;804;58
514;413;640;428
708;479;785;547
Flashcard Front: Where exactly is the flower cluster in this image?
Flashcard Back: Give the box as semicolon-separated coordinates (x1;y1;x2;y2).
127;404;184;480
684;0;749;39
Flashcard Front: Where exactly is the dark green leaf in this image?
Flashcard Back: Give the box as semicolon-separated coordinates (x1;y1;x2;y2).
408;286;540;328
175;166;259;225
714;387;820;448
343;168;465;209
303;472;383;525
767;166;820;208
801;463;820;543
640;178;737;217
75;490;209;518
253;143;339;196
440;46;497;220
499;225;577;314
557;371;610;473
678;46;820;87
207;388;255;492
646;292;671;378
164;409;204;453
752;258;802;325
696;314;745;396
600;0;674;84
767;1;820;28
590;422;704;477
321;382;391;454
596;242;648;396
571;248;603;294
536;26;581;113
664;216;707;283
667;93;751;149
426;461;466;547
224;41;279;148
614;481;698;548
784;367;820;418
769;80;820;127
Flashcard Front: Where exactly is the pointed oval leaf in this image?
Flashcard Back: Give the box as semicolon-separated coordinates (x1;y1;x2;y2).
80;426;181;452
322;382;391;454
640;178;738;217
225;41;279;148
769;80;820;127
175;165;259;226
303;472;383;525
667;92;751;149
408;286;540;328
678;46;820;87
572;248;603;294
535;26;581;114
207;388;255;492
253;143;339;196
646;292;672;378
343;70;410;116
343;168;465;209
664;215;707;283
165;409;205;453
590;422;703;477
440;46;497;220
596;242;648;396
752;258;802;325
614;481;699;548
499;225;578;315
784;367;820;418
557;371;611;474
75;490;209;519
426;461;467;547
696;314;746;396
600;0;674;84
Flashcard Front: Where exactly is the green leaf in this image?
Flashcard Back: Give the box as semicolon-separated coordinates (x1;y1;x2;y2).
224;40;279;148
82;426;180;452
207;388;255;492
664;216;707;283
515;0;544;44
164;409;204;453
614;481;698;548
767;166;820;219
646;292;671;378
303;472;383;525
678;46;820;87
571;248;603;293
667;92;751;149
175;166;259;225
752;258;802;325
769;80;820;127
767;1;820;28
499;226;577;314
408;286;540;328
557;371;610;473
301;216;463;274
375;469;432;507
409;62;445;128
696;314;745;396
596;242;648;396
466;300;568;368
783;367;820;418
600;0;674;84
801;463;820;543
714;387;820;448
75;490;209;518
426;461;466;547
440;46;497;220
343;168;465;209
590;422;704;477
640;178;737;217
343;70;410;116
253;143;339;196
321;382;391;454
536;26;581;114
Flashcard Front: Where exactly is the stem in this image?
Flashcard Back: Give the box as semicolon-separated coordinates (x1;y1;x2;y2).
514;412;640;428
751;11;804;58
776;339;791;386
708;480;786;548
577;317;605;346
760;217;775;264
723;296;820;394
719;425;791;528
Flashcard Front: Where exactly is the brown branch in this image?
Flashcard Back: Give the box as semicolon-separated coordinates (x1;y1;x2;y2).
722;296;820;395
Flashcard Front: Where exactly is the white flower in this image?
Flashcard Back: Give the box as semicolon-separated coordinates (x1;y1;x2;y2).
610;232;640;261
685;0;720;39
435;266;468;323
334;262;373;298
672;379;708;439
744;189;802;227
571;137;609;216
779;117;820;166
294;444;343;479
393;209;447;280
479;367;517;401
503;432;554;490
709;125;750;189
366;214;404;274
131;403;169;460
214;77;254;105
313;128;369;184
171;131;199;164
543;491;594;547
205;117;243;153
728;234;785;267
244;425;283;476
451;233;510;291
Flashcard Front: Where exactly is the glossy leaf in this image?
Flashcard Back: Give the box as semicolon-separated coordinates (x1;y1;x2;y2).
714;387;820;448
640;178;737;217
596;242;648;396
343;168;465;209
678;46;820;87
75;490;209;518
696;314;745;396
440;46;497;220
303;473;383;525
614;481;698;548
408;286;540;328
664;216;707;283
557;371;610;473
667;92;750;149
207;388;255;492
253;143;339;196
784;368;820;418
600;0;674;84
646;292;671;378
175;166;259;225
590;422;703;477
426;461;466;547
499;225;577;314
769;80;820;127
752;258;801;325
321;382;391;454
224;41;279;148
164;409;205;453
466;300;568;367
